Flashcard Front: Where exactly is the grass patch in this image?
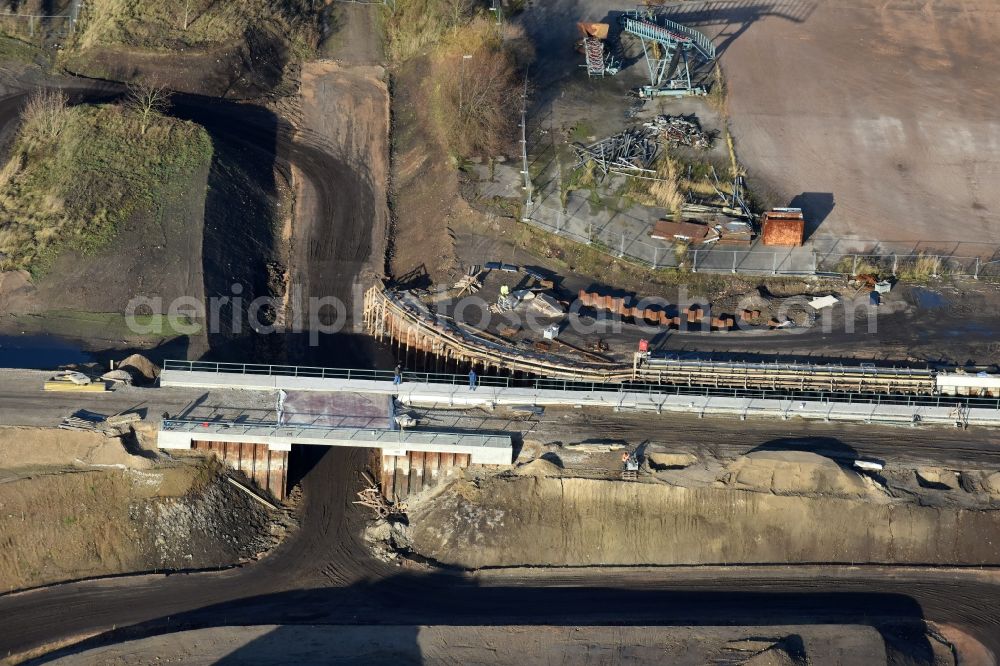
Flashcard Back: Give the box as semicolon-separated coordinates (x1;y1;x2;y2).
708;62;726;113
380;0;472;62
8;310;199;339
832;256;879;276
561;159;596;208
0;34;45;65
897;254;944;280
624;154;684;213
0;98;212;274
74;0;318;55
568;121;595;143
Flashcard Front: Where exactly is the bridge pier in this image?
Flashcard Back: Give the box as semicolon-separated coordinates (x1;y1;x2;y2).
381;451;471;501
158;420;513;503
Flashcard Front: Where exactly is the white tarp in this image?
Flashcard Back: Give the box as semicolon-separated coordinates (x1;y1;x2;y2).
808;295;839;310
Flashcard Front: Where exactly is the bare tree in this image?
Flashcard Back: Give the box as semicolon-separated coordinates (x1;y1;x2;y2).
443;49;519;156
125;81;171;136
20;89;69;146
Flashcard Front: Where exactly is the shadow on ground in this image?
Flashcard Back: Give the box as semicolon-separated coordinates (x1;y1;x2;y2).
30;571;934;665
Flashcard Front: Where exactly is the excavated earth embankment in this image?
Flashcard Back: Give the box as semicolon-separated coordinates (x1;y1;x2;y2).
0;427;285;592
405;451;1000;568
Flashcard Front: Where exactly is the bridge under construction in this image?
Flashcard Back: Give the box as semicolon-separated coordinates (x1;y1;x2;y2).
362;284;995;398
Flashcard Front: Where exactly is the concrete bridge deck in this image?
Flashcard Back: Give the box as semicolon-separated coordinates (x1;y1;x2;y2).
158;419;512;465
159;367;1000;428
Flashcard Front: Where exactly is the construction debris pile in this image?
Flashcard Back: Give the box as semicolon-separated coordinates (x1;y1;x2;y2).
59;409;142;436
643;115;712;149
573;127;659;178
651;212;754;247
572;116;712;181
356;472;406;518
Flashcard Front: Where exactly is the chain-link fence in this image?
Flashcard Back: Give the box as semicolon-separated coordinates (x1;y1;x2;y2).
0;8;77;42
523;201;1000;279
527;200;683;269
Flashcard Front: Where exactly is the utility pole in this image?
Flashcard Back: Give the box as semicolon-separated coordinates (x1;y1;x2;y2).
520;71;532;221
459;54;472;120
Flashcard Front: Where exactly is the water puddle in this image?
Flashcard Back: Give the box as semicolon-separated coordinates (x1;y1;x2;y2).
0;335;91;369
909;287;947;309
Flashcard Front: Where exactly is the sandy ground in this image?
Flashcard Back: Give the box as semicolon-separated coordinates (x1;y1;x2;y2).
46;623;909;665
282;14;389;365
386;54;463;287
0;426;283;592
0;426;154;472
293;58;389;310
403;449;1000;568
690;0;1000;246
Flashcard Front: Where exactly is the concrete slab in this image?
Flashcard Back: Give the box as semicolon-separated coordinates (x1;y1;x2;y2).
160;370;1000;428
158;420;513;465
280;390;391;429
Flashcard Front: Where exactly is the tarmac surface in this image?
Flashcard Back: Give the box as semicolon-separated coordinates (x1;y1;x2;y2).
4;367;1000;469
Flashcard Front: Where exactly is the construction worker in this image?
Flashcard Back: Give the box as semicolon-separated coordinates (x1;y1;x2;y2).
393;364;402;386
468;369;478;391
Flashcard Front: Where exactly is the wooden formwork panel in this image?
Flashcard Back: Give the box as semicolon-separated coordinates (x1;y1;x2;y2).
393;453;408;501
192;440;288;501
381;450;472;501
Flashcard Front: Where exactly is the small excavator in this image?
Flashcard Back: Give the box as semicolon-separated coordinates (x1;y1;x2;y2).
621;448;640;481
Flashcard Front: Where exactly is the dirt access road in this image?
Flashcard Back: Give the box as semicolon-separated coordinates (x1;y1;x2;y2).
50;623;893;664
2;446;999;663
284;57;389;365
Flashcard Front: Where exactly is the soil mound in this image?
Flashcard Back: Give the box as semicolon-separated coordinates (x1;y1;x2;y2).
916;467;957;489
987;472;1000;495
743;645;803;666
117;353;160;383
722;450;873;498
648;452;697;469
513;458;562;477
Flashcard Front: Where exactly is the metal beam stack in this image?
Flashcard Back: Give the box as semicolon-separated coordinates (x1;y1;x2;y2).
573;127;659;178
